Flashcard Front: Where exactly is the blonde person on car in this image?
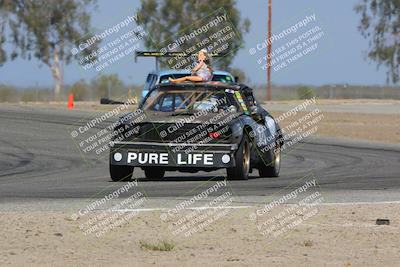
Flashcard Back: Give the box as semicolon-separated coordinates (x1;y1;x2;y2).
169;49;213;83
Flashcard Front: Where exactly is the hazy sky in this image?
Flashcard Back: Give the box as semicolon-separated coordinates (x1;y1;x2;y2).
0;0;388;87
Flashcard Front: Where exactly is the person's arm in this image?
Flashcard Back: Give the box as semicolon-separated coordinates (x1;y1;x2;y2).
192;61;204;72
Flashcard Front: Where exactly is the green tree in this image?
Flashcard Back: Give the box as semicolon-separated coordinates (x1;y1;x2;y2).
297;86;315;100
355;0;400;83
91;74;125;99
0;84;17;102
0;0;97;98
137;0;250;69
20;89;36;102
69;79;88;101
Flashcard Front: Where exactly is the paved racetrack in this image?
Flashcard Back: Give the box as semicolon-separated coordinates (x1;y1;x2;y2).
0;104;399;205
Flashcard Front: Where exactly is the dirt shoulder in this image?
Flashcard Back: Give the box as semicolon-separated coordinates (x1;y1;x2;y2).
1;203;399;266
269;110;400;144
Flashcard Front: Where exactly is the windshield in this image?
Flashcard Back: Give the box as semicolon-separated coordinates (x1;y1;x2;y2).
212;74;234;83
143;89;242;113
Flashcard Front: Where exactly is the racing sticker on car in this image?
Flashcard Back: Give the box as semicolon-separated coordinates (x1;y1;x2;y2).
112;151;233;167
234;91;250;115
127;152;214;165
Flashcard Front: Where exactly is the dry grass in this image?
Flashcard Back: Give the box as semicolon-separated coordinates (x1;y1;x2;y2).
270;110;400;143
139;239;175;251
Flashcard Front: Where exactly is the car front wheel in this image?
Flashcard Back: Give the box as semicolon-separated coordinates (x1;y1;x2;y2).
259;142;281;178
110;165;134;182
227;136;250;180
144;168;165;179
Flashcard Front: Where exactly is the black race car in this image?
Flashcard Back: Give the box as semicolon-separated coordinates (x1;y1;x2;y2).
109;82;283;181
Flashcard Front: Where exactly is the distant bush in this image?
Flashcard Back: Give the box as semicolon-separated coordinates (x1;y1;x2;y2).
21;90;37;102
0;85;18;102
297;86;315;99
0;85;53;102
0;80;143;102
91;74;125;99
68;80;88;101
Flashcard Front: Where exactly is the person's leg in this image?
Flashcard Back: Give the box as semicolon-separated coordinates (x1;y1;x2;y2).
169;76;187;83
185;76;203;82
169;76;203;83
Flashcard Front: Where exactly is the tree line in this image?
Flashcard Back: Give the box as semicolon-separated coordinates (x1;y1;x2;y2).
0;74;143;102
0;0;398;100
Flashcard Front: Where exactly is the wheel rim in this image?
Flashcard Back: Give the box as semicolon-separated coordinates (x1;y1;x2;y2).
243;140;250;175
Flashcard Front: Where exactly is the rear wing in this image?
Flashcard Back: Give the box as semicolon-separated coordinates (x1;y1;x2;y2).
134;51;226;62
134;51;237;81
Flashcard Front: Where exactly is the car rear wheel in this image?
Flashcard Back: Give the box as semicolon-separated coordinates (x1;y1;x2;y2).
144;168;165;179
259;142;281;178
110;165;134;182
227;136;250;180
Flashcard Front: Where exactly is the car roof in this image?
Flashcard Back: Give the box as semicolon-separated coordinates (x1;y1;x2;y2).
148;69;234;76
141;82;254;106
153;82;243;92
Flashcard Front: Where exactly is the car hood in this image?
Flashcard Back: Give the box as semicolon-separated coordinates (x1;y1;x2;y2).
133;110;241;124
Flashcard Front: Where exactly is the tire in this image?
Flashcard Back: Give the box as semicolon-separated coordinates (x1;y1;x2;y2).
144;168;165;179
110;165;133;182
227;135;251;180
259;142;281;178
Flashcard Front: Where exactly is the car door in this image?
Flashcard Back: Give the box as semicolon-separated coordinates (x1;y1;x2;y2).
242;89;276;147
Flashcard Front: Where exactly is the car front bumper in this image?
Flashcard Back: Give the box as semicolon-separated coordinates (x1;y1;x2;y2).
110;141;238;168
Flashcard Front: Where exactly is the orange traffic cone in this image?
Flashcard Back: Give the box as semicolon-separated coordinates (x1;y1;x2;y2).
67;93;74;109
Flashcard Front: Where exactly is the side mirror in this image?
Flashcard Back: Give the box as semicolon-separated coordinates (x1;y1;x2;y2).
250;106;264;123
234;76;239;83
250;105;258;115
